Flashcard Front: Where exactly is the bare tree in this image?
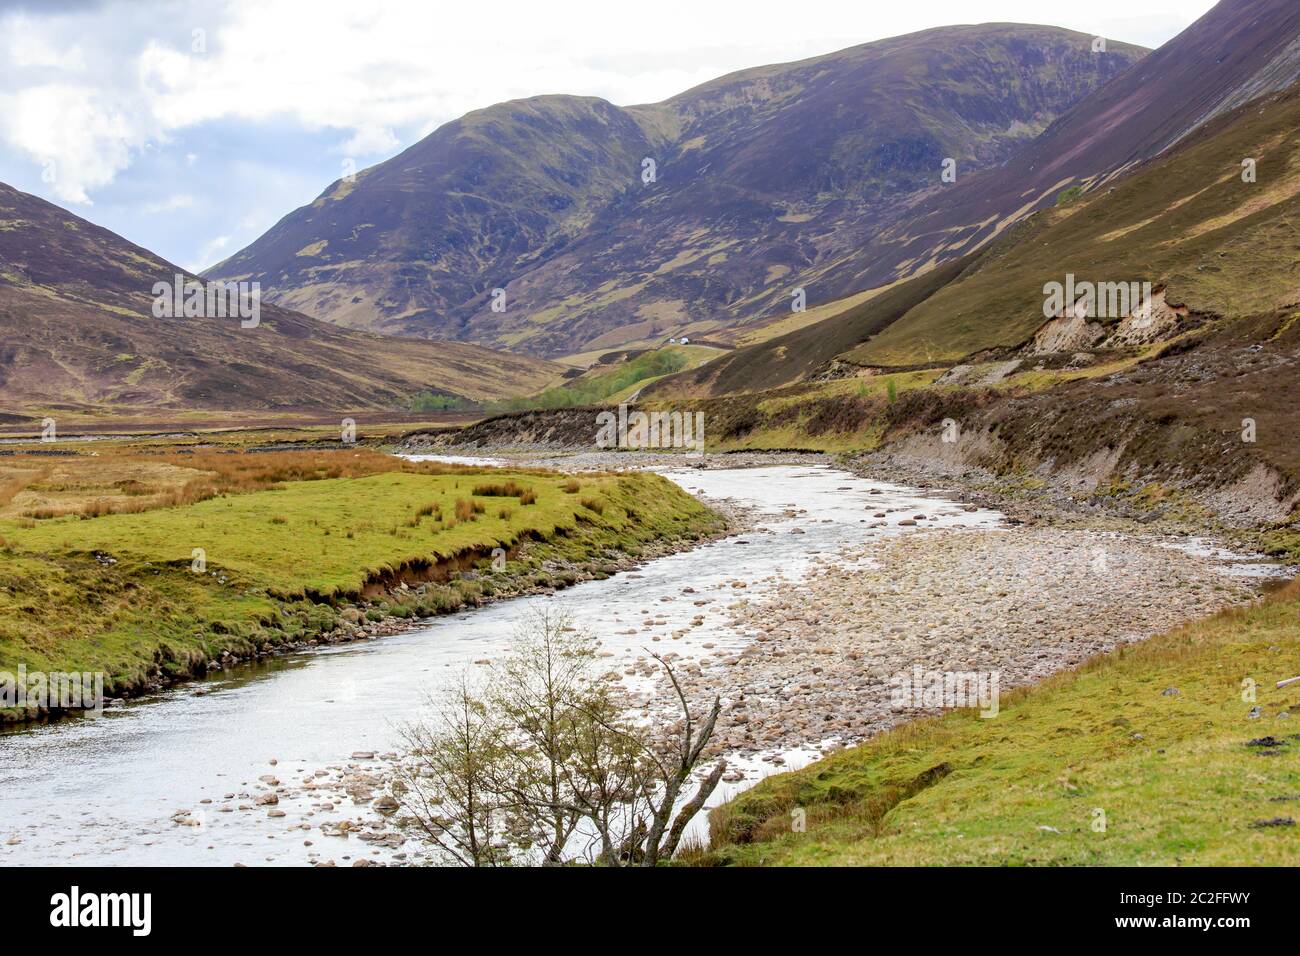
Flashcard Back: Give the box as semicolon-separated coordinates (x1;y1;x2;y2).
394;608;726;866
565;653;725;866
637;656;726;866
487;609;601;863
394;673;510;867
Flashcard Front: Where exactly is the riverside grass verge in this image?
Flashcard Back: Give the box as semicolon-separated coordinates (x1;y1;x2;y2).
698;577;1300;866
0;452;722;721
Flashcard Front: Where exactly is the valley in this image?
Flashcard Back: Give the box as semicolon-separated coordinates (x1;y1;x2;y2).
1;0;1298;880
0;183;563;420
207;24;1147;355
1;452;1283;867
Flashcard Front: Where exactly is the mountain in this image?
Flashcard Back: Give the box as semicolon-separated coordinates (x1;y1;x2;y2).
0;183;559;417
843;85;1300;368
840;0;1300;299
652;75;1300;399
648;0;1300;398
208;24;1146;356
637;76;1300;528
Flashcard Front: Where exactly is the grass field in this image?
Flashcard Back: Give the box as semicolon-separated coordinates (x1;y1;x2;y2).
702;579;1300;866
490;345;720;411
0;447;721;709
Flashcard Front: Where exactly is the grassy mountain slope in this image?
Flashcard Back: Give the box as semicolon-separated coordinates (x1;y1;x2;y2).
645;257;972;398
850;83;1300;366
210;25;1144;356
840;0;1300;302
209;96;657;339
0;183;560;418
653;77;1300;398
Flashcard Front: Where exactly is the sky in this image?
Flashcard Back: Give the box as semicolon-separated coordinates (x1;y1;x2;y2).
0;0;1218;272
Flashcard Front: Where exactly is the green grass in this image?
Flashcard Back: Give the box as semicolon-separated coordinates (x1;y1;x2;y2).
0;467;720;706
1;472;605;597
703;580;1300;866
407;391;471;412
1055;185;1084;205
491;347;690;412
0;549;287;698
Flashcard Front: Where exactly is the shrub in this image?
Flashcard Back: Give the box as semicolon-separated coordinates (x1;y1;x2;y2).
408;391;467;412
81;498;113;518
1056;185;1084;206
472;480;531;498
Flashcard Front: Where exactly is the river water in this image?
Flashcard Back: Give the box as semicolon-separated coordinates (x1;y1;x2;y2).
0;463;1007;865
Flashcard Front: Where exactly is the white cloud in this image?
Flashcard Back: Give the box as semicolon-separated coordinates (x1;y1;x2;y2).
0;83;154;203
336;125;399;158
8;33;85;70
192;233;230;272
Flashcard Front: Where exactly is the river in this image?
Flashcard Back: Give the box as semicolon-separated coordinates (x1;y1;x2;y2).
0;462;1008;865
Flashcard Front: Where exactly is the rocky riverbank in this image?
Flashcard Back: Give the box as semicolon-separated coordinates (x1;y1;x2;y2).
273;520;1273;866
674;526;1267;760
410;447;1290;756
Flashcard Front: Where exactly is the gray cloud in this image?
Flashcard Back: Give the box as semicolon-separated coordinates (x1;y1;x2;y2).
0;0;107;13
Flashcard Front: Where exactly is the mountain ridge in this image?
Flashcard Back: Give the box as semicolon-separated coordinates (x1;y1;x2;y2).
0;182;560;416
209;23;1147;356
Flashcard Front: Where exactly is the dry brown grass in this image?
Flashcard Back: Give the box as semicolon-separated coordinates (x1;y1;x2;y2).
0;447;498;522
453;498;485;522
471;480;533;498
0;464;48;510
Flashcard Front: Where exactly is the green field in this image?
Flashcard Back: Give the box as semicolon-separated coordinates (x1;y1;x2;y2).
0;460;720;707
702;580;1300;866
491;345;711;412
